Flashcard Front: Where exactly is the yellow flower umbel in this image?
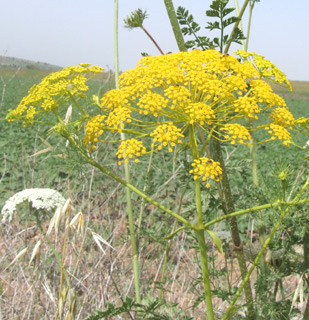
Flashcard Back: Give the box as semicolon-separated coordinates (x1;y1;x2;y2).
190;158;223;188
116;139;147;165
235;50;292;90
150;123;184;152
7;64;103;125
84;115;106;150
266;124;292;146
8;49;304;188
221;124;251;145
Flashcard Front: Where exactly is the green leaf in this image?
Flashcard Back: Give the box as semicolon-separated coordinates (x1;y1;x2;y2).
206;21;220;31
184;40;196;48
230;27;246;44
223;16;239;28
206;9;220;18
213;37;220;47
181;27;189;35
205;229;223;254
222;8;235;17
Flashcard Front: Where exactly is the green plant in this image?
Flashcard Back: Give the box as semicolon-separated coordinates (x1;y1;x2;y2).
3;1;309;319
6;46;309;319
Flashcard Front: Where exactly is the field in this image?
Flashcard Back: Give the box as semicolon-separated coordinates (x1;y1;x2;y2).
0;66;308;320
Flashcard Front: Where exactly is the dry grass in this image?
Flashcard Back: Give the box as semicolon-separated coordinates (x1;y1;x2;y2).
0;194;305;320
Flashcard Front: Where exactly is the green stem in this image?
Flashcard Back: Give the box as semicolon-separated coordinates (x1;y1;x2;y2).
195;229;215;320
224;0;250;54
66;132;192;227
203;199;309;228
250;137;259;187
140;25;165;55
233;0;245;50
211;137;255;319
248;123;268;269
137;151;153;230
115;0;141;303
222;176;309;320
163;0;187;52
220;8;224;53
190;125;215;320
245;1;255;51
67;92;88;117
159;220;177;302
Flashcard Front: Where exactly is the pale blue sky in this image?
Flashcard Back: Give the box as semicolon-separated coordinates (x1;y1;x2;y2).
1;0;308;81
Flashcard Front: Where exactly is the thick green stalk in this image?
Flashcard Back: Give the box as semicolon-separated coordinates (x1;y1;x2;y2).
195;229;215;320
249;129;267;265
190;125;215;320
114;0;141;303
163;0;187;52
211;138;255;319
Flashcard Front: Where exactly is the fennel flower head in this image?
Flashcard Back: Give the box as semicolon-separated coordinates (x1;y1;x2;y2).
7;50;307;188
1;188;66;222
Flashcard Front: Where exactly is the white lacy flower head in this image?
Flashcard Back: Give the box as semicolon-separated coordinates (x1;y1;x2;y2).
1;188;66;222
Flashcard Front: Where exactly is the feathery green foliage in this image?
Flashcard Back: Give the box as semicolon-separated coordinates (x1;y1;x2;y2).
177;0;245;52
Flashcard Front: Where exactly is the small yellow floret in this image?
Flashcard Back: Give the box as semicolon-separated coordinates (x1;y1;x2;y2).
116;139;146;165
83;115;106;150
150;123;184;152
189;158;222;188
271;107;295;128
185;102;216;125
220;124;251;145
266;124;292;146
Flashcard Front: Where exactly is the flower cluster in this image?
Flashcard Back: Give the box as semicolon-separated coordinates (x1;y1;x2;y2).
84;115;106;150
221;124;251;145
150;123;184;152
267;124;292;146
116;139;147;165
1;188;66;222
8;50;305;189
235;50;292;90
190;158;223;188
7;64;103;125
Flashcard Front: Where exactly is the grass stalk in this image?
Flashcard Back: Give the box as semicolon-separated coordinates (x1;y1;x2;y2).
233;0;245;50
115;0;141;303
245;1;255;51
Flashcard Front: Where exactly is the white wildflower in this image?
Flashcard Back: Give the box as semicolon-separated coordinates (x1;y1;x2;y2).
1;188;66;222
303;140;309;149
